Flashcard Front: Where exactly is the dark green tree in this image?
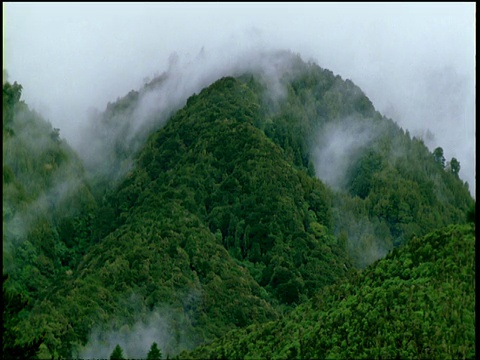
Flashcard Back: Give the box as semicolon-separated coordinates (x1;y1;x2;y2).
3;81;23;126
466;203;475;223
50;127;61;143
3;81;23;106
147;342;162;360
449;157;460;176
109;344;125;360
433;147;445;168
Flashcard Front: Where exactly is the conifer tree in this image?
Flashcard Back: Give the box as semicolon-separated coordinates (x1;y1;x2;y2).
109;344;125;360
433;147;445;168
147;342;162;360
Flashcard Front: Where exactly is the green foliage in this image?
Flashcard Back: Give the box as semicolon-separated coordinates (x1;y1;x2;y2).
347;149;384;199
433;146;445;168
107;75;350;307
240;61;473;266
448;157;460;176
2;275;44;360
147;342;162;360
2;81;98;357
109;344;125;360
183;224;475;359
4;53;474;359
3;80;23;128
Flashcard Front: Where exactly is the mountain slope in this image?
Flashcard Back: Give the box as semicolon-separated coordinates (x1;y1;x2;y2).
3;81;100;358
79;52;473;266
9;76;352;358
3;51;474;359
182;223;475;359
3;81;97;296
239;58;473;266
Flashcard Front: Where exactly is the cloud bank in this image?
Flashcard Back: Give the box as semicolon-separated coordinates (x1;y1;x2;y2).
4;3;475;193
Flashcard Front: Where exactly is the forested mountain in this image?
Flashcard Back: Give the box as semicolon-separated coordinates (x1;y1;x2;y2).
2;51;475;359
3;81;97;297
182;223;475;359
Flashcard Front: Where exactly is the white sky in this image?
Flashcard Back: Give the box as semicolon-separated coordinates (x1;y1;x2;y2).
3;2;476;194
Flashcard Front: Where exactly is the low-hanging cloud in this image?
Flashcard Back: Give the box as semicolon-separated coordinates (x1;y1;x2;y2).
75;41;298;184
313;116;381;190
342;215;392;269
2;104;94;270
5;3;474;195
79;310;174;359
78;288;203;359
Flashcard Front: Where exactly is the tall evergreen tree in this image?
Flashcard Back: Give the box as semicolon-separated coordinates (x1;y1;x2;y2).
449;157;460;176
109;344;125;360
147;342;162;360
433;146;446;168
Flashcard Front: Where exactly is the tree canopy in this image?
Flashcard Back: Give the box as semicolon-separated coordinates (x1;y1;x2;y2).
2;52;474;358
147;342;162;360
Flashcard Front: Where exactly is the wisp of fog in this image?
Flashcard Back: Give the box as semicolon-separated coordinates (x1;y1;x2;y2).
4;3;474;194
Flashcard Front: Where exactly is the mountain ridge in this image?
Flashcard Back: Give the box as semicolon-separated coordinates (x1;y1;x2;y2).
2;51;474;358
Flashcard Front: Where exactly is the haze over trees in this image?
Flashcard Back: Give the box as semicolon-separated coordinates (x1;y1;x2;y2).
2;51;474;359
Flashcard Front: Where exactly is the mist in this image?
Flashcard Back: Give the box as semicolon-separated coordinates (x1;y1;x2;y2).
79;309;187;359
2;101;95;269
313;116;382;190
73;44;299;186
4;3;474;195
78;286;204;359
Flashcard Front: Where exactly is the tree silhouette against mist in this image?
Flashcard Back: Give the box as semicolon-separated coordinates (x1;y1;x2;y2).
433;147;445;168
147;342;162;359
109;344;125;360
449;157;460;177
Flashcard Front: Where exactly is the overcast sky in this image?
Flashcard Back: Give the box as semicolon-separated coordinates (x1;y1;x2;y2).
3;2;475;194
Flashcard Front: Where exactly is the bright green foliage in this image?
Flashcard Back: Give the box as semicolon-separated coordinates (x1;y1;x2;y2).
239;59;472;265
182;224;475;359
109;344;125;360
124;76;350;303
3;52;474;359
147;342;162;360
2;275;44;360
19;76;349;357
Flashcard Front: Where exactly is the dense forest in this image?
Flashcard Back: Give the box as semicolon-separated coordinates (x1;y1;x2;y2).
2;51;475;359
181;223;475;359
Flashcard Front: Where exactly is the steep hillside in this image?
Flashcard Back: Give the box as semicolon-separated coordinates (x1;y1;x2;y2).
182;223;475;359
3;81;97;297
3;81;100;358
76;51;474;267
3;52;474;359
238;59;473;266
7;76;352;358
79;51;473;267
